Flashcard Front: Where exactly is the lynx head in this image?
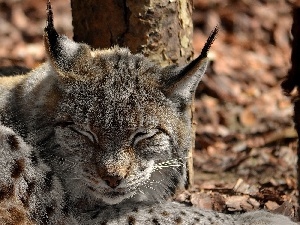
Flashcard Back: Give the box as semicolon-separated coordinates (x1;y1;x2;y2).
43;0;217;205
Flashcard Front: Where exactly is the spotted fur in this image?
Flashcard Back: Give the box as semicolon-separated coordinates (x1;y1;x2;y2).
0;1;297;224
0;125;76;224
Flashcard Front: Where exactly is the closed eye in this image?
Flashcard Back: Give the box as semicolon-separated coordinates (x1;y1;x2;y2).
131;128;159;147
55;121;98;144
69;126;98;144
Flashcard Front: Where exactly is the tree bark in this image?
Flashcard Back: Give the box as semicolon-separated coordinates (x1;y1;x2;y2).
71;0;195;187
281;4;300;219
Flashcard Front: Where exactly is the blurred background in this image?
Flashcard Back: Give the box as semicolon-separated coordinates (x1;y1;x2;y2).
0;0;297;215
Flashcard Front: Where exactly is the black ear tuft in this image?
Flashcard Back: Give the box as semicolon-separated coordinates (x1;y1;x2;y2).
45;0;55;34
162;27;218;104
199;26;219;59
44;0;59;59
44;0;90;75
179;26;218;79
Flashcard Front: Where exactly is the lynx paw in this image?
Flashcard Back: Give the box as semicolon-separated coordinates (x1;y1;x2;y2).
0;125;36;224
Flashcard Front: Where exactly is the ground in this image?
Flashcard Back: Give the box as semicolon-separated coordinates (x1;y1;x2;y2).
0;0;298;221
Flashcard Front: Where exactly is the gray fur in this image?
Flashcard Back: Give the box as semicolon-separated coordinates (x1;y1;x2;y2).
78;202;298;225
0;1;297;224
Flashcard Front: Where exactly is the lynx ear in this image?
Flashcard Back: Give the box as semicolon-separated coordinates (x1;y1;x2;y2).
163;27;218;104
44;0;90;74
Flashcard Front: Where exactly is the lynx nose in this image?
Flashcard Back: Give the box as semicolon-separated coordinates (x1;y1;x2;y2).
102;175;122;189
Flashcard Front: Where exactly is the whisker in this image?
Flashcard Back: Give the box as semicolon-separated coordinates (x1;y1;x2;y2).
133;157;185;202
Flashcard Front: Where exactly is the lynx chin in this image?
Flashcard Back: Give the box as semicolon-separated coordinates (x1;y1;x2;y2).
0;0;297;224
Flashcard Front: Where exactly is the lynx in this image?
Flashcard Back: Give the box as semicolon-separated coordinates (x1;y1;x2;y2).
0;1;297;224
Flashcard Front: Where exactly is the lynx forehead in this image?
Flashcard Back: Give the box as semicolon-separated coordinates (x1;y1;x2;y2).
57;47;171;130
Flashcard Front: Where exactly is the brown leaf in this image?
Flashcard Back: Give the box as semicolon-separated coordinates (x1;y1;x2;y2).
190;193;213;210
239;108;257;127
265;201;280;210
226;196;255;211
233;178;259;195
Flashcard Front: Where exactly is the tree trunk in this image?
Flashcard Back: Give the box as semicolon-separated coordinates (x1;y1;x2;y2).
281;4;300;219
71;0;195;187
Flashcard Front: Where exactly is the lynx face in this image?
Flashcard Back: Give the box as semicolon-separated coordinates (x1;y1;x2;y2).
38;3;216;205
52;48;191;204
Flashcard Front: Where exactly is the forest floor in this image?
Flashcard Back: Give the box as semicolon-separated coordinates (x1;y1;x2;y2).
0;0;298;222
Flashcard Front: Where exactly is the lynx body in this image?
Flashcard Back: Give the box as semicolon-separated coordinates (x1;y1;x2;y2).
0;1;297;225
